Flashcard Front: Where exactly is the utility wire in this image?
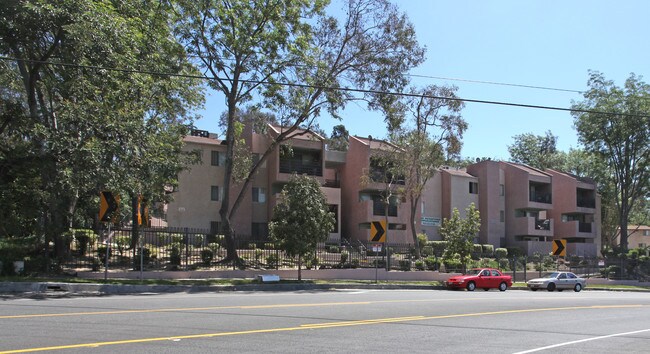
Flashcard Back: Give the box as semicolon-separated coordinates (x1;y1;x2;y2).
1;56;648;118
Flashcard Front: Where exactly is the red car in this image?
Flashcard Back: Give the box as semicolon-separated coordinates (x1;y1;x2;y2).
444;268;513;291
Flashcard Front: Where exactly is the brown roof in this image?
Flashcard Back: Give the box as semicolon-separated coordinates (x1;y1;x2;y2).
269;125;324;141
183;135;223;146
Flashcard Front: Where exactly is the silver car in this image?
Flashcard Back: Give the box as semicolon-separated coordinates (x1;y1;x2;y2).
526;271;586;292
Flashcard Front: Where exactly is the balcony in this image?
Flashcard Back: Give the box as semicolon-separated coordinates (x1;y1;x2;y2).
579;222;592;233
577;197;596;209
529;193;552;204
372;199;397;217
512;217;553;236
324;179;340;188
279;160;323;176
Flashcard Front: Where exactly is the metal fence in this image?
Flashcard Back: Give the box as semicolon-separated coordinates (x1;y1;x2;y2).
58;227;650;281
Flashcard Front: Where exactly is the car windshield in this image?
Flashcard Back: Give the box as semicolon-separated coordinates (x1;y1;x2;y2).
542;272;560;279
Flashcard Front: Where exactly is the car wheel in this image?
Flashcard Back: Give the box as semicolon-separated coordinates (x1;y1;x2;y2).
530;288;538;292
466;281;476;291
574;283;582;292
547;283;556;292
499;282;507;292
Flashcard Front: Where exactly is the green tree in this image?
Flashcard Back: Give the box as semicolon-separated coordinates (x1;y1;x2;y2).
571;71;650;250
0;0;202;262
327;124;349;152
390;85;467;258
269;174;334;280
174;0;424;265
507;130;566;170
440;203;481;272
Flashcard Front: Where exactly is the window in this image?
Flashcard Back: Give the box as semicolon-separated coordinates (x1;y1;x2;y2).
210;221;221;235
644;230;650;236
500;210;505;222
211;151;220;166
211;186;220;201
469;182;479;194
252;187;266;203
500;184;505;196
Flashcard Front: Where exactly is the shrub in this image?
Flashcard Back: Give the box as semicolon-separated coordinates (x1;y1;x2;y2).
264;243;276;250
254;249;263;262
372;259;386;268
200;249;214;266
133;247;152;270
416;233;428;250
248;243;257;250
428;241;448;257
443;258;462;272
169;244;182;266
399;259;411;271
424;256;439;270
421;246;434;257
498;259;509;270
414;259;425;271
340;250;349;264
495;248;508;260
193;235;205;247
97;246;112;265
350;259;360;269
115;236;131;256
73;229;97;256
328;245;340;253
472;244;483;260
170;233;184;245
481;244;494;257
266;254;279;268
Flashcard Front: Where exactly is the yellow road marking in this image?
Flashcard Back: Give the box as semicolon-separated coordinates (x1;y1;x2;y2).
0;298;482;320
1;305;646;353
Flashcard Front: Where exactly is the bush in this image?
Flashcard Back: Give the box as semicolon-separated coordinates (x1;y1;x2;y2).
170;233;184;245
421;246;434;257
443;258;462;272
495;248;508;259
481;244;494;257
97;246;112;265
350;259;360;269
428;241;448;257
472;244;483;260
200;249;214;266
417;233;428;250
372;259;386;268
424;256;439;270
399;259;411;271
266;254;279;268
73;229;97;256
328;245;340;253
169;244;182;266
414;259;425;271
248;243;257;250
340;250;349;264
193;235;205;247
115;236;131;256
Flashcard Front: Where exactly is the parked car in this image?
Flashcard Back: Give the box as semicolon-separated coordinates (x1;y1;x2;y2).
444;268;513;291
526;271;586;292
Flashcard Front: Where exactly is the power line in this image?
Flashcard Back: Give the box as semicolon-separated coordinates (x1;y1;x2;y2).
409;74;585;94
1;56;647;118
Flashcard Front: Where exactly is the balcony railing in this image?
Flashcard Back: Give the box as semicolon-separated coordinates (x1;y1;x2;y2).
279;159;323;176
530;193;552;204
324;179;340;188
577;198;596;208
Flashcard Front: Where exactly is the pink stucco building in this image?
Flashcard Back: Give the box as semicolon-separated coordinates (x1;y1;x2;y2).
165;128;601;257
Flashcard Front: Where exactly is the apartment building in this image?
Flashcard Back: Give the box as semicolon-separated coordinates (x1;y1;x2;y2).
165;127;601;257
625;225;650;249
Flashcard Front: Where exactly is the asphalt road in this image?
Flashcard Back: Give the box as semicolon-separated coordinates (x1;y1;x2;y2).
1;289;650;353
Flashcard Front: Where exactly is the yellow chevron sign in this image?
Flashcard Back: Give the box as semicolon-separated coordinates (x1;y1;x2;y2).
552;239;566;257
370;221;386;242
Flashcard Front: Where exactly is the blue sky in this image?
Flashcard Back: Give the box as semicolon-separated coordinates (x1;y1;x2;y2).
193;0;650;161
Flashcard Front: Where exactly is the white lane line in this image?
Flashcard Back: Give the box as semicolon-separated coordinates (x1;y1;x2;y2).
513;328;650;353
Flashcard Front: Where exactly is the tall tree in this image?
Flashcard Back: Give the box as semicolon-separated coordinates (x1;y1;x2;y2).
507;130;566;170
571;71;650;251
328;124;349;151
391;85;466;258
0;0;202;260
174;0;424;264
269;174;334;280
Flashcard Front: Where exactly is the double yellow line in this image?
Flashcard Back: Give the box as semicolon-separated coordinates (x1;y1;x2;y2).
1;304;645;353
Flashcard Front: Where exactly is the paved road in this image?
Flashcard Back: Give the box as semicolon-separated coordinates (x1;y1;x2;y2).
1;289;650;353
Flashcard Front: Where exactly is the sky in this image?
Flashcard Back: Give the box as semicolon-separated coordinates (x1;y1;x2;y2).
192;0;650;161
